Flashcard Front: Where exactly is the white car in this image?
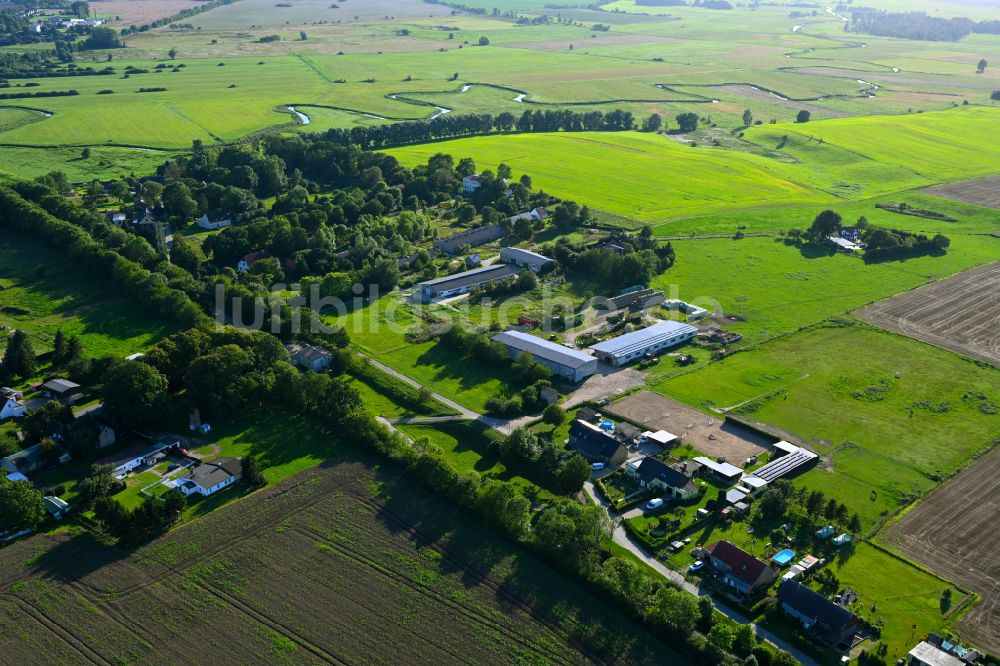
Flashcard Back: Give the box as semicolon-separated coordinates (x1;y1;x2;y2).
689;560;706;573
645;498;664;511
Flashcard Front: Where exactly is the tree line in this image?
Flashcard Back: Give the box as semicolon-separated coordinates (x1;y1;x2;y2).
847;9;989;41
320;108;640;149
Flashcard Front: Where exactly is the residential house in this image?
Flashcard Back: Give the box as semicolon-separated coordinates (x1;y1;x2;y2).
238;250;271;272
840;226;861;243
615;422;642;446
106;211;127;226
1;444;46;475
625;457;699;500
0;387;28;420
197;211;232;230
177;457;242;497
43;496;70;520
285;342;334;372
50;404;116;450
777;580;860;647
704;540;776;596
568;419;627;466
462;174;482;193
96;442;172;476
42;378;83;404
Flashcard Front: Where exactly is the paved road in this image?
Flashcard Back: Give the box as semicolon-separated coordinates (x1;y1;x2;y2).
360;354;479;420
583;482;819;666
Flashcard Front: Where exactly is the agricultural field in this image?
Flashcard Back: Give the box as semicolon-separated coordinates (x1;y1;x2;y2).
856;262;1000;368
653;323;1000;527
884;447;1000;655
0;461;685;665
926;175;1000;209
0;235;177;358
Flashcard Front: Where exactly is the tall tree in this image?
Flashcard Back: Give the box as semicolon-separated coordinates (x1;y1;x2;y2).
742;109;753;126
0;479;46;531
2;330;37;378
978;58;988;73
102;361;168;429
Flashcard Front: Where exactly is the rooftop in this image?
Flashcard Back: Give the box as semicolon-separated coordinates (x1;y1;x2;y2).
500;246;553;266
908;642;965;666
694;456;743;479
590;320;697;357
705;540;772;585
569;419;624;460
419;263;518;290
634;456;695;491
777;580;859;634
492;330;595;370
186;457;242;489
42;378;81;394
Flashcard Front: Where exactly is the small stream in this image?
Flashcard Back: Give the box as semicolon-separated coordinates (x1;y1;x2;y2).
287;106;310;125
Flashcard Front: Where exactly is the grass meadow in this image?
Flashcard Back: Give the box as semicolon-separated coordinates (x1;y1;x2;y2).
0;235;178;358
653;322;1000;525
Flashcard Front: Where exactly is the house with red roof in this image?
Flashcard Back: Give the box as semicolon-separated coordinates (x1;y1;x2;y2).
704;540;776;596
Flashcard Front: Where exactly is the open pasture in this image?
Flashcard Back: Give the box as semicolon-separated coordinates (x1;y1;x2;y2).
654;323;1000;502
91;0;213;25
884;446;1000;656
0;462;685;665
0;235;177;357
856;262;1000;368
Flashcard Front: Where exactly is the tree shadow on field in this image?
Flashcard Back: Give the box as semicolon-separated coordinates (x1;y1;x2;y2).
16;529;131;587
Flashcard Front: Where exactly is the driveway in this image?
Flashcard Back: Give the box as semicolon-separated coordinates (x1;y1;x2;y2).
583;481;819;666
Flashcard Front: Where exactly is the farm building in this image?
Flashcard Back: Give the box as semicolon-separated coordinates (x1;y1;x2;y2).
285;342;333;372
509;207;547;224
465;254;481;268
624;457;699;500
197;211;232;230
663;299;710;320
908;641;969;666
741;441;818;484
590;320;697;366
568;420;628;466
433;224;506;255
694;456;744;485
499;247;554;272
491;330;598;382
416;264;518;302
704;540;776;596
0;387;27;420
777;580;860;647
42;378;83;404
641;430;679;447
827;236;861;253
603;288;665;312
177;457;242;497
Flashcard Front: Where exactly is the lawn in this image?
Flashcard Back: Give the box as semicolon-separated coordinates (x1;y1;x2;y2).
654;322;1000;526
397;421;557;501
0;235;178;358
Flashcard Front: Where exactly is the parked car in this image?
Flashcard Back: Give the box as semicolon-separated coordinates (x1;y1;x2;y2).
645;498;664;511
166;463;179;472
591;462;605;471
689;560;706;573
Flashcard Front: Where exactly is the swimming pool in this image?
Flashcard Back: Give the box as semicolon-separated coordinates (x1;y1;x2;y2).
772;549;795;566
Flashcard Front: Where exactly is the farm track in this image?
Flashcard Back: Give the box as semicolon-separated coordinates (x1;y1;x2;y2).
856;262;1000;368
0;592;110;665
301;491;606;665
883;446;1000;654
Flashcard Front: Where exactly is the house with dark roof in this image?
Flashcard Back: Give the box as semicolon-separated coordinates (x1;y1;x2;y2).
285;342;334;372
177;457;242;497
43;496;70;520
50;404;116;450
777;580;860;647
568;419;627;466
704;540;776;596
625;457;699;500
42;378;83;404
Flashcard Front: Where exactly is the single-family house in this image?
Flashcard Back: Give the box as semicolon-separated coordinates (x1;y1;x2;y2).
43;496;70;520
106;211;127;226
41;378;83;404
840;226;861;243
197;211;232;230
625;456;699;500
568;419;628;466
704;540;776;596
96;442;172;476
0;387;28;420
285;342;334;372
1;445;46;475
777;580;860;647
50;404;116;450
177;457;242;497
462;174;482;193
237;250;271;272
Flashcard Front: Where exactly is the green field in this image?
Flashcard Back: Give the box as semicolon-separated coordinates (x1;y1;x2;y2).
653;323;1000;527
0;235;178;358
